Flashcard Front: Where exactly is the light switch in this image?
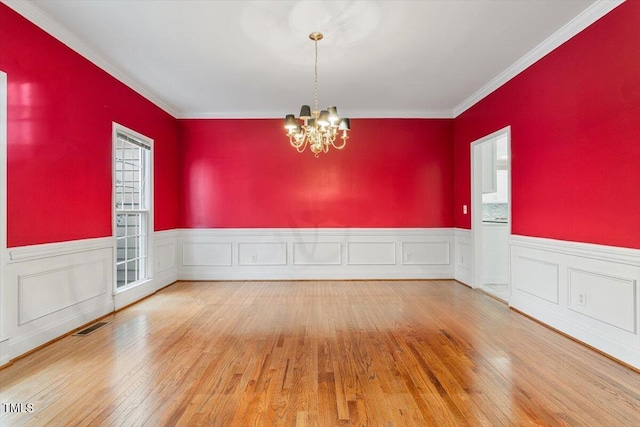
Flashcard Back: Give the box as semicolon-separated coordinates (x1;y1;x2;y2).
463;205;468;214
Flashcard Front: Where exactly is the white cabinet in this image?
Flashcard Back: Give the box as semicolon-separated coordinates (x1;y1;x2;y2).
482;170;508;203
496;170;508;203
482;223;509;284
482;135;509;202
481;141;496;194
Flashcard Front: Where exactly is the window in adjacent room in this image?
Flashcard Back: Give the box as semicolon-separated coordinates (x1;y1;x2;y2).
113;125;152;289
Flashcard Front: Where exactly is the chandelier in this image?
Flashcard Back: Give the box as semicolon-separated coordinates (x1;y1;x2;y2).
284;32;351;157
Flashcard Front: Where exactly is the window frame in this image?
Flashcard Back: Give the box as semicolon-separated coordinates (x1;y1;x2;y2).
112;122;154;293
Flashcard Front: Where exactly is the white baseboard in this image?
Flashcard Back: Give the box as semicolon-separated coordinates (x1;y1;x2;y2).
510;235;640;368
178;268;454;281
0;335;11;367
483;276;509;285
177;228;455;281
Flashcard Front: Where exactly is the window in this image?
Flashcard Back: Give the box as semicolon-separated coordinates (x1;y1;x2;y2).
114;126;151;289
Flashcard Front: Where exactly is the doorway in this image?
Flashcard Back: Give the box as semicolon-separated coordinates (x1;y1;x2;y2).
471;127;511;302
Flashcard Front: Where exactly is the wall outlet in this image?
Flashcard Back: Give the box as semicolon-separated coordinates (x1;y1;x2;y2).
577;293;587;307
404;253;412;262
251;254;257;263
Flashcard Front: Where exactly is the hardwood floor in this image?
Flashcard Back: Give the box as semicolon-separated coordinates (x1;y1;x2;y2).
1;280;638;426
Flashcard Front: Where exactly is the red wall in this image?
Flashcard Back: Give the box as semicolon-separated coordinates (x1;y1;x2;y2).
1;4;180;247
454;0;640;249
179;119;454;228
5;1;638;249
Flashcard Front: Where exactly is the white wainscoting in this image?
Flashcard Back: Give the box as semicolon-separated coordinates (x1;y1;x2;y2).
510;235;640;368
113;229;178;310
3;237;114;360
293;242;341;265
182;242;231;266
177;228;455;280
1;231;179;363
454;228;472;286
238;242;287;266
3;228;638;370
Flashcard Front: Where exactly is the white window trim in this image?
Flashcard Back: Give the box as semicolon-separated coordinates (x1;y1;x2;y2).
112;122;154;294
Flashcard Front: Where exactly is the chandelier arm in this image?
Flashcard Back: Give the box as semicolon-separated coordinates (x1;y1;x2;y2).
289;129;307;151
296;132;309;153
331;137;348;150
289;132;301;148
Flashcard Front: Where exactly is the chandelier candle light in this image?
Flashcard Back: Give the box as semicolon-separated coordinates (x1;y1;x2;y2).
285;32;351;157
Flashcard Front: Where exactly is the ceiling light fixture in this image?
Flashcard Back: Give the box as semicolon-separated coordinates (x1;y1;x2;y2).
284;32;351;157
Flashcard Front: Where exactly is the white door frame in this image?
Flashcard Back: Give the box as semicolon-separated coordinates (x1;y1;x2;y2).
470;126;511;295
0;71;9;364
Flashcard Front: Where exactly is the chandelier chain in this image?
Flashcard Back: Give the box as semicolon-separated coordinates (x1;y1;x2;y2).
314;38;319;114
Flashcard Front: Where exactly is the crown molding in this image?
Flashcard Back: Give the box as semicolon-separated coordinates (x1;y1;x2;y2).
176;110;455;120
5;0;623;121
452;0;625;118
176;111;290;120
344;110;455;119
4;0;452;121
2;0;179;118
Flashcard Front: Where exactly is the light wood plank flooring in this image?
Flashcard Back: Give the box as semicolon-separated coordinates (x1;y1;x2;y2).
1;280;638;426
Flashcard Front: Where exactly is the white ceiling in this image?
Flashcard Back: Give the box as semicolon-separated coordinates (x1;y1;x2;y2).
10;0;614;118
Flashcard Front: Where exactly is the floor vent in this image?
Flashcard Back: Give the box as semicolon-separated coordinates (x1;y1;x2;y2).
73;322;109;336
